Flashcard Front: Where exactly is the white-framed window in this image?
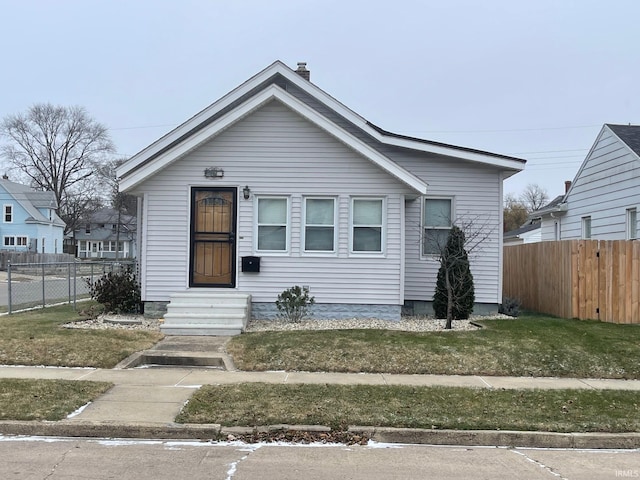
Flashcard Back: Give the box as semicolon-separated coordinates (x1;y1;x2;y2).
4;205;13;223
256;196;289;252
85;224;90;234
423;197;453;255
303;197;336;253
351;197;384;253
3;236;15;247
582;216;592;239
16;236;27;246
627;208;637;240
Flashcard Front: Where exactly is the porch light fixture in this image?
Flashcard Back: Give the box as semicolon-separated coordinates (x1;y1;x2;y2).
204;167;224;178
243;185;251;200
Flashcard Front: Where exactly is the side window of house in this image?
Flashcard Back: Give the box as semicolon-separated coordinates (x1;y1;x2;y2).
581;216;592;239
627;208;637;240
304;197;336;252
351;198;384;253
85;224;91;234
423;198;453;255
4;205;12;223
3;236;15;247
17;237;27;246
256;197;289;252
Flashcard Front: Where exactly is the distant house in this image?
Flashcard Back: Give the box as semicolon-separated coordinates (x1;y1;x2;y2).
538;124;640;241
503;222;541;245
116;61;525;332
74;208;136;259
0;177;65;253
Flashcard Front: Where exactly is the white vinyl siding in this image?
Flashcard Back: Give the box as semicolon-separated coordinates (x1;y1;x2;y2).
395;150;503;304
134;100;410;305
303;197;336;253
542;127;640;241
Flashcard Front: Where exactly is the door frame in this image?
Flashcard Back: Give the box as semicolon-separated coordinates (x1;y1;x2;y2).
188;186;238;288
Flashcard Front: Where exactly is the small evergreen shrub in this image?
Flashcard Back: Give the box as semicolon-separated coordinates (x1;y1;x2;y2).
499;297;521;317
433;226;475;321
86;267;142;314
275;286;315;323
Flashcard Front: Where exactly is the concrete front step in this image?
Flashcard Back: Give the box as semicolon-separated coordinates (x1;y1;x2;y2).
161;291;251;336
160;325;244;336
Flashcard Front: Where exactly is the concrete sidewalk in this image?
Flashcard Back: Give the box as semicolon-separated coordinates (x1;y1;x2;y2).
1;364;640;449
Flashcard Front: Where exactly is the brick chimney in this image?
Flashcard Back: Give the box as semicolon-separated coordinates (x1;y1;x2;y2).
565;180;572;193
295;62;310;81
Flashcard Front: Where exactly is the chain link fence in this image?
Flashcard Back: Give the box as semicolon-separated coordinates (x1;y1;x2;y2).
4;260;136;313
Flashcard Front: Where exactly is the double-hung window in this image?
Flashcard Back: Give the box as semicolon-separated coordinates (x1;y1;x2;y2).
16;236;27;246
257;197;289;252
3;236;15;247
627;208;637;240
351;198;384;253
4;205;12;223
581;216;592;239
423;198;453;255
304;198;336;252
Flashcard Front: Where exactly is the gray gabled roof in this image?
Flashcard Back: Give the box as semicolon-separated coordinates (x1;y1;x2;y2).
0;178;65;227
504;222;541;239
606;124;640;157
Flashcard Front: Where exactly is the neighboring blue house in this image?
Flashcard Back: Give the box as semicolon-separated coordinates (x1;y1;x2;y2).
0;176;65;253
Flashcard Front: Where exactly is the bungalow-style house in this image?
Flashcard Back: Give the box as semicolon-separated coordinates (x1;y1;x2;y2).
117;61;525;334
0;176;65;253
538;124;640;241
73;208;136;259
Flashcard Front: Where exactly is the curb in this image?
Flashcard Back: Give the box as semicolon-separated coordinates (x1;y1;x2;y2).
1;421;639;449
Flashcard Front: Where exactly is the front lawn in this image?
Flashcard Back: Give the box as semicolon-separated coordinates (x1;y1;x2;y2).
178;383;640;433
0;379;112;421
227;315;640;378
0;304;163;368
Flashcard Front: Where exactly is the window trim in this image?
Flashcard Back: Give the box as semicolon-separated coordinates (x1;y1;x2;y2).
581;216;592;239
255;195;290;254
302;196;337;255
627;207;637;240
349;196;386;255
4;204;13;223
422;196;455;257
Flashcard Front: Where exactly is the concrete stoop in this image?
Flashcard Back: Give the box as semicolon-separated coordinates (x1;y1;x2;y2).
161;292;251;336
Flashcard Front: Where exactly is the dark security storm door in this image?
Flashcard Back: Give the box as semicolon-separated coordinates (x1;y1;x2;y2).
189;187;237;287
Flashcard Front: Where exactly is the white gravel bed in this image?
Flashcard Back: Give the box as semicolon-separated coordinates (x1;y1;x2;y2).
63;313;512;332
245;314;512;332
62;314;161;331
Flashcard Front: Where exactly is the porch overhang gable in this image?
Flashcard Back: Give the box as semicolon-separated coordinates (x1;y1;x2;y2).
117;61;525;190
119;84;428;194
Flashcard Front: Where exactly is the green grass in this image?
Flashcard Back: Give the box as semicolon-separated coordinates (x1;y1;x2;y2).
0;379;112;421
227;314;640;378
177;383;640;433
0;303;164;368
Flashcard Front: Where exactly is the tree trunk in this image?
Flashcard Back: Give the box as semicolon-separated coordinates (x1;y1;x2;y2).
445;269;453;329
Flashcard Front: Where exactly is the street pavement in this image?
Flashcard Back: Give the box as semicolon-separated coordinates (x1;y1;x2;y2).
1;357;640;449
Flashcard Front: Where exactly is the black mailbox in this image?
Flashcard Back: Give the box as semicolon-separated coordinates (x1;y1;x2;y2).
242;256;261;273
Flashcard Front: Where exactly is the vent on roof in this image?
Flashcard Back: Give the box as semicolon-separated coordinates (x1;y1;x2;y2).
295;62;310;81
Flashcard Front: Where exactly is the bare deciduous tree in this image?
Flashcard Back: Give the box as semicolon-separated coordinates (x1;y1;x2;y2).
520;183;549;212
0;103;115;234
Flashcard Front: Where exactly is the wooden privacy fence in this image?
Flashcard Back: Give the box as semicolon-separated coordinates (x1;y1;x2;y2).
503;240;640;324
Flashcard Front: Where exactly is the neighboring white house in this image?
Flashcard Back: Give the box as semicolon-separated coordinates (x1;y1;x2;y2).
73;208;136;259
0;176;65;253
538;124;640;241
503;222;541;245
117;61;525;321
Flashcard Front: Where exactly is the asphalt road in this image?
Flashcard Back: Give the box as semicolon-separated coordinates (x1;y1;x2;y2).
1;437;639;479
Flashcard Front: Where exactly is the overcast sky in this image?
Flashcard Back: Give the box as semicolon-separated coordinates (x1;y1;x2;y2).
1;0;638;201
